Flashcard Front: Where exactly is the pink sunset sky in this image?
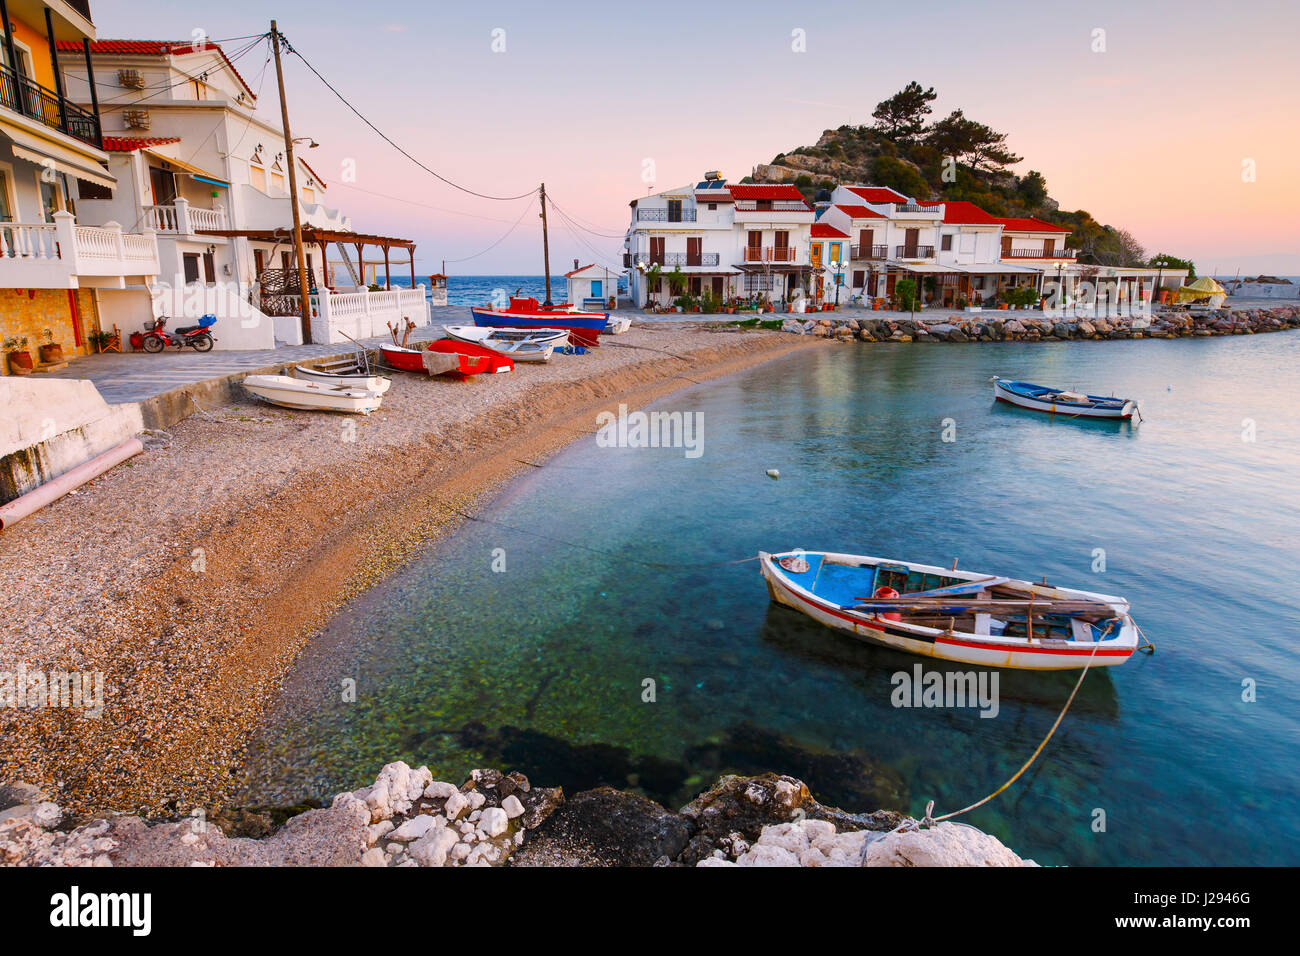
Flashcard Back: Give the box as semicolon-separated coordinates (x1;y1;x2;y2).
100;0;1299;275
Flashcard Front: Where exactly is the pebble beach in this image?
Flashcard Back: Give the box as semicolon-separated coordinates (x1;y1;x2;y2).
0;324;824;820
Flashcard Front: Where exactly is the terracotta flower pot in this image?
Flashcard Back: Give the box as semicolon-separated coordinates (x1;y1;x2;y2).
38;343;63;364
7;351;33;375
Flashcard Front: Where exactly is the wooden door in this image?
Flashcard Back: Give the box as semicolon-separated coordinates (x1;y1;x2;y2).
904;228;919;256
687;237;702;266
859;229;873;256
712;277;724;298
1001;236;1013;258
650;236;665;264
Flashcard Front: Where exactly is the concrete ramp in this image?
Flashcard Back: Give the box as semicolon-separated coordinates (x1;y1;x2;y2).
0;379;144;504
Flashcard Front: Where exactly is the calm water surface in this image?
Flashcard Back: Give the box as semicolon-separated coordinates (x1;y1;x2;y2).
242;334;1300;865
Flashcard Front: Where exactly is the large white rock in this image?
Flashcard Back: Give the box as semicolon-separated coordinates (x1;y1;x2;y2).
736;844;800;867
501;795;524;820
443;792;469;821
863;822;1036;867
424;781;458;800
389;814;443;842
477;807;509;839
409;828;459;867
360;847;388;867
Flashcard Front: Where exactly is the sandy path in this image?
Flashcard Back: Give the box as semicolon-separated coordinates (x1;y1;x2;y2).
0;324;824;817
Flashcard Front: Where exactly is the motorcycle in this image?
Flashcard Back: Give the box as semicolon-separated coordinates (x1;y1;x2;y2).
141;315;216;353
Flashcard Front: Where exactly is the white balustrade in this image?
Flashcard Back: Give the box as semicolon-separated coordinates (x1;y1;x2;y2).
0;222;61;260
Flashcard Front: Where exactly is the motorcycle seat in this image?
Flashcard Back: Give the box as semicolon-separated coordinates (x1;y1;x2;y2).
175;325;202;335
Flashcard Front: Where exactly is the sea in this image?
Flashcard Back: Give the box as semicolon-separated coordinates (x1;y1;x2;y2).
386;274;626;307
240;326;1300;866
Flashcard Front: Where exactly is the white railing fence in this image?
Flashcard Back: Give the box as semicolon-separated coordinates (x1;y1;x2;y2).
282;286;431;344
141;198;228;235
0;222;61;260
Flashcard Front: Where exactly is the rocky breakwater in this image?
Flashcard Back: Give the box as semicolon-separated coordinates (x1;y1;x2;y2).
781;304;1300;344
1;764;1036;867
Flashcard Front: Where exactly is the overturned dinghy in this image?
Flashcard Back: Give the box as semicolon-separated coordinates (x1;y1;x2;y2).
242;374;385;414
759;550;1139;670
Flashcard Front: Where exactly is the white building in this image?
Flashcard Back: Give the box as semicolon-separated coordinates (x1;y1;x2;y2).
565;262;617;309
625;175;814;308
54;38;428;348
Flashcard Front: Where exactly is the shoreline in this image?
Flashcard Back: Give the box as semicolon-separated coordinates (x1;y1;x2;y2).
0;325;825;819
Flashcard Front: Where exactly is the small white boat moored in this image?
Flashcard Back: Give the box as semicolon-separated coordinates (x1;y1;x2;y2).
242;374;385;414
759;549;1139;670
603;317;631;334
992;377;1139;419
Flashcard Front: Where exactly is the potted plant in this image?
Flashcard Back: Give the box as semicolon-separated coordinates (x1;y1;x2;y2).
37;329;63;364
4;335;33;375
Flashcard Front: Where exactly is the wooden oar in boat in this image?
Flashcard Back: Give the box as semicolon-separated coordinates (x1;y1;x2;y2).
849;596;1119;616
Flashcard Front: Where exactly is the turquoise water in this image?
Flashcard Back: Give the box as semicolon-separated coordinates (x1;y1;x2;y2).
243;334;1300;865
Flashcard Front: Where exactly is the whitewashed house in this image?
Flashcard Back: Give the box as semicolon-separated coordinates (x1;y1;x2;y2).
55;38;428;348
565;262;617;309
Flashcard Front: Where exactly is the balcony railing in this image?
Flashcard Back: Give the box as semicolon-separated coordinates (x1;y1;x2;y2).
637;207;696;222
144;200;229;235
895;203;938;214
744;246;796;263
734;200;810;213
0;212;159;285
851;244;889;259
895;245;935;259
660;251;720;267
0;64;100;147
1004;247;1078;259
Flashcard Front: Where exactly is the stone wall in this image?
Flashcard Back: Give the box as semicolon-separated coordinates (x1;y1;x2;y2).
0;289;101;375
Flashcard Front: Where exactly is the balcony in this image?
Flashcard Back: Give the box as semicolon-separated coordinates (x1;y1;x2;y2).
1004;247;1078;260
734;200;809;213
0;64;100;148
744;246;797;263
851;244;888;259
0;212;159;288
894;245;935;259
661;251;720;267
894;203;939;214
637;207;696;223
144;199;229;236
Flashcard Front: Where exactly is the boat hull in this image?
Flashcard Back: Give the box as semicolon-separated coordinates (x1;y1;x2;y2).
426;339;514;375
992;378;1137;419
442;325;559;362
241;375;383;414
470;301;607;348
292;365;391;393
759;550;1137;670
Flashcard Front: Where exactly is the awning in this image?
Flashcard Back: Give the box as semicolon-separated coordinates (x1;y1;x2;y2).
0;121;115;189
883;261;952;273
958;263;1042;274
144;148;230;188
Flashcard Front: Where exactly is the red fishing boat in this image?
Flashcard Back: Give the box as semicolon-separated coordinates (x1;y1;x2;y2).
378;342;513;378
427;339;514;375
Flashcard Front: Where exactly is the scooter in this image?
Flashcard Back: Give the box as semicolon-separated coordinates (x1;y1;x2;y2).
141;315;217;353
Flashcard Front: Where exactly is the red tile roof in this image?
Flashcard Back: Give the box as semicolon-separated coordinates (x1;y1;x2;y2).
845;186;910;205
728;184;809;204
564;262;596;278
102;135;181;151
995;216;1071;233
917;200;1000;225
811;223;849;239
57;39;258;102
833;204;885;220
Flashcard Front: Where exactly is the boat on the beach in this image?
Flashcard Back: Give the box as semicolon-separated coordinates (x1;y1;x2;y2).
442;325;560;363
378;343;496;378
604;316;631;335
991;377;1139;419
426;338;514;375
291;364;392;393
241;374;385;414
470;296;608;348
759;549;1139;670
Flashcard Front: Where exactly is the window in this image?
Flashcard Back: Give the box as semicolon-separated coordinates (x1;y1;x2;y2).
270;170;286;194
853;270;865;287
302;186;315;205
78;179;113;201
941;234;953;252
829;242;842;265
254;249;265;277
183;253;201;284
203;252;216;283
0;170;13;222
249;161;266;192
38;177;65;223
191;79;207;100
149;166;177;205
667;199;683;223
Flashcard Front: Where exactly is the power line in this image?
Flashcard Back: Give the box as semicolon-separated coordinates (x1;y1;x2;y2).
443;201;537;264
279;32;538;203
318;177;536;226
545;193;627;239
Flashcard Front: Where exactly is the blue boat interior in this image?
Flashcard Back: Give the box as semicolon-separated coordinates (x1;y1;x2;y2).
998;380;1126;407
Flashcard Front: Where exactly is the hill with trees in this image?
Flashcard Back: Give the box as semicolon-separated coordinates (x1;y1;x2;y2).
748;82;1189;271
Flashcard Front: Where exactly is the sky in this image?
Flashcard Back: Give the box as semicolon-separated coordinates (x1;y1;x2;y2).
96;0;1300;275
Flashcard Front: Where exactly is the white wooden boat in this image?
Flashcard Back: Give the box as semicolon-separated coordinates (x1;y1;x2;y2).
442;325;562;362
604;317;631;334
759;550;1138;670
992;377;1138;419
242;374;384;414
292;364;391;393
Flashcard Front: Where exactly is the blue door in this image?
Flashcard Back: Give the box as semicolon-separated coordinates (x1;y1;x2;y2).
591;280;603;298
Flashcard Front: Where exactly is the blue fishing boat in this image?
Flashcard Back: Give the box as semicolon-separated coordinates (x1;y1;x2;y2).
991;377;1139;419
470;296;608;348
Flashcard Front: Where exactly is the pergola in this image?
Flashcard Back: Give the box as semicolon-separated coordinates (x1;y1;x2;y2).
195;227;418;290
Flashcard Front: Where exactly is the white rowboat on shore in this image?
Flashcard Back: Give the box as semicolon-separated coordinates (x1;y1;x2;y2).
442;325;562;362
291;365;392;393
242;374;385;414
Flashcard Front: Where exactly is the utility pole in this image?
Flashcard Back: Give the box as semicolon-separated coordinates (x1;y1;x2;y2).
271;21;313;344
539;182;552;306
